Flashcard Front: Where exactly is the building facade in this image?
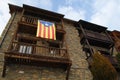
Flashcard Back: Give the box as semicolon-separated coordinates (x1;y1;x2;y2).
0;4;92;80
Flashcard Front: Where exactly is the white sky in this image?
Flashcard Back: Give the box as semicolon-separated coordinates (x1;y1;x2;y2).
0;0;120;35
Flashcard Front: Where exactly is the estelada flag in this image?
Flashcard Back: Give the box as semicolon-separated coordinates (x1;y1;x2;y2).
36;20;56;40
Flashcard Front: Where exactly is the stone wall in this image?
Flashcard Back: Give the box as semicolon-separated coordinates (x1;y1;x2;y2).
0;64;67;80
63;19;93;80
0;11;21;79
0;12;21;52
0;53;4;77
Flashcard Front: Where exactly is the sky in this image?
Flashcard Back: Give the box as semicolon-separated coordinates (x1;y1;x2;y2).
0;0;120;35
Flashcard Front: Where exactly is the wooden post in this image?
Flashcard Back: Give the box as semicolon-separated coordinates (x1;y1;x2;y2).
2;57;6;77
78;23;94;55
85;39;93;55
61;18;64;30
66;64;71;80
105;30;114;42
20;9;25;22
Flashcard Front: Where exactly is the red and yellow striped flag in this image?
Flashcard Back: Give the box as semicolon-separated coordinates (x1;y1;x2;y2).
36;20;56;40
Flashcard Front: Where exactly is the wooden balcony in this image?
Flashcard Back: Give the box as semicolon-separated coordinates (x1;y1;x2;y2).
3;41;72;79
19;15;64;30
84;30;111;42
5;41;71;64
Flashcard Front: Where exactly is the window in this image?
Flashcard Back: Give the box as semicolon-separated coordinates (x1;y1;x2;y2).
19;45;32;54
17;38;36;54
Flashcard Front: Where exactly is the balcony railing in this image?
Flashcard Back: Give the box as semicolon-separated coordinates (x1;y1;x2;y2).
20;15;63;30
6;42;69;60
4;42;72;80
84;30;111;42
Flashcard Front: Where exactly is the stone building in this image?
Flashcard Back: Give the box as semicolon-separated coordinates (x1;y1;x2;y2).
0;4;92;80
110;30;120;52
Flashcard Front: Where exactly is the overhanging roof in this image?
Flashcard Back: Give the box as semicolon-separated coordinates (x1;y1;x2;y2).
79;20;107;32
8;4;22;14
8;4;64;19
23;4;64;19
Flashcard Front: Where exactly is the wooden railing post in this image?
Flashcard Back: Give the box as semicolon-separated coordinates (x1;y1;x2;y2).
78;23;94;55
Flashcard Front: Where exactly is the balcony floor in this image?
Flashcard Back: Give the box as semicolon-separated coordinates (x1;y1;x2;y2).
5;52;71;69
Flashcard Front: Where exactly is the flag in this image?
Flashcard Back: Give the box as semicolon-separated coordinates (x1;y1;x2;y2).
36;20;56;40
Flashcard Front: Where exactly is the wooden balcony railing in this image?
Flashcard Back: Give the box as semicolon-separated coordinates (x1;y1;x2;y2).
84;30;111;42
4;42;72;80
20;15;63;30
7;42;69;59
21;15;38;25
9;42;69;58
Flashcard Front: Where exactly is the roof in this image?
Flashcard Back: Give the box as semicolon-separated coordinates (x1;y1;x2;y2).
23;4;64;19
112;30;120;34
63;18;77;24
79;20;107;32
8;4;22;14
8;3;111;31
8;4;64;20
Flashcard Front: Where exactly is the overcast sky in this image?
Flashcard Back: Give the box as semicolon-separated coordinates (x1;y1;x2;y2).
0;0;120;35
